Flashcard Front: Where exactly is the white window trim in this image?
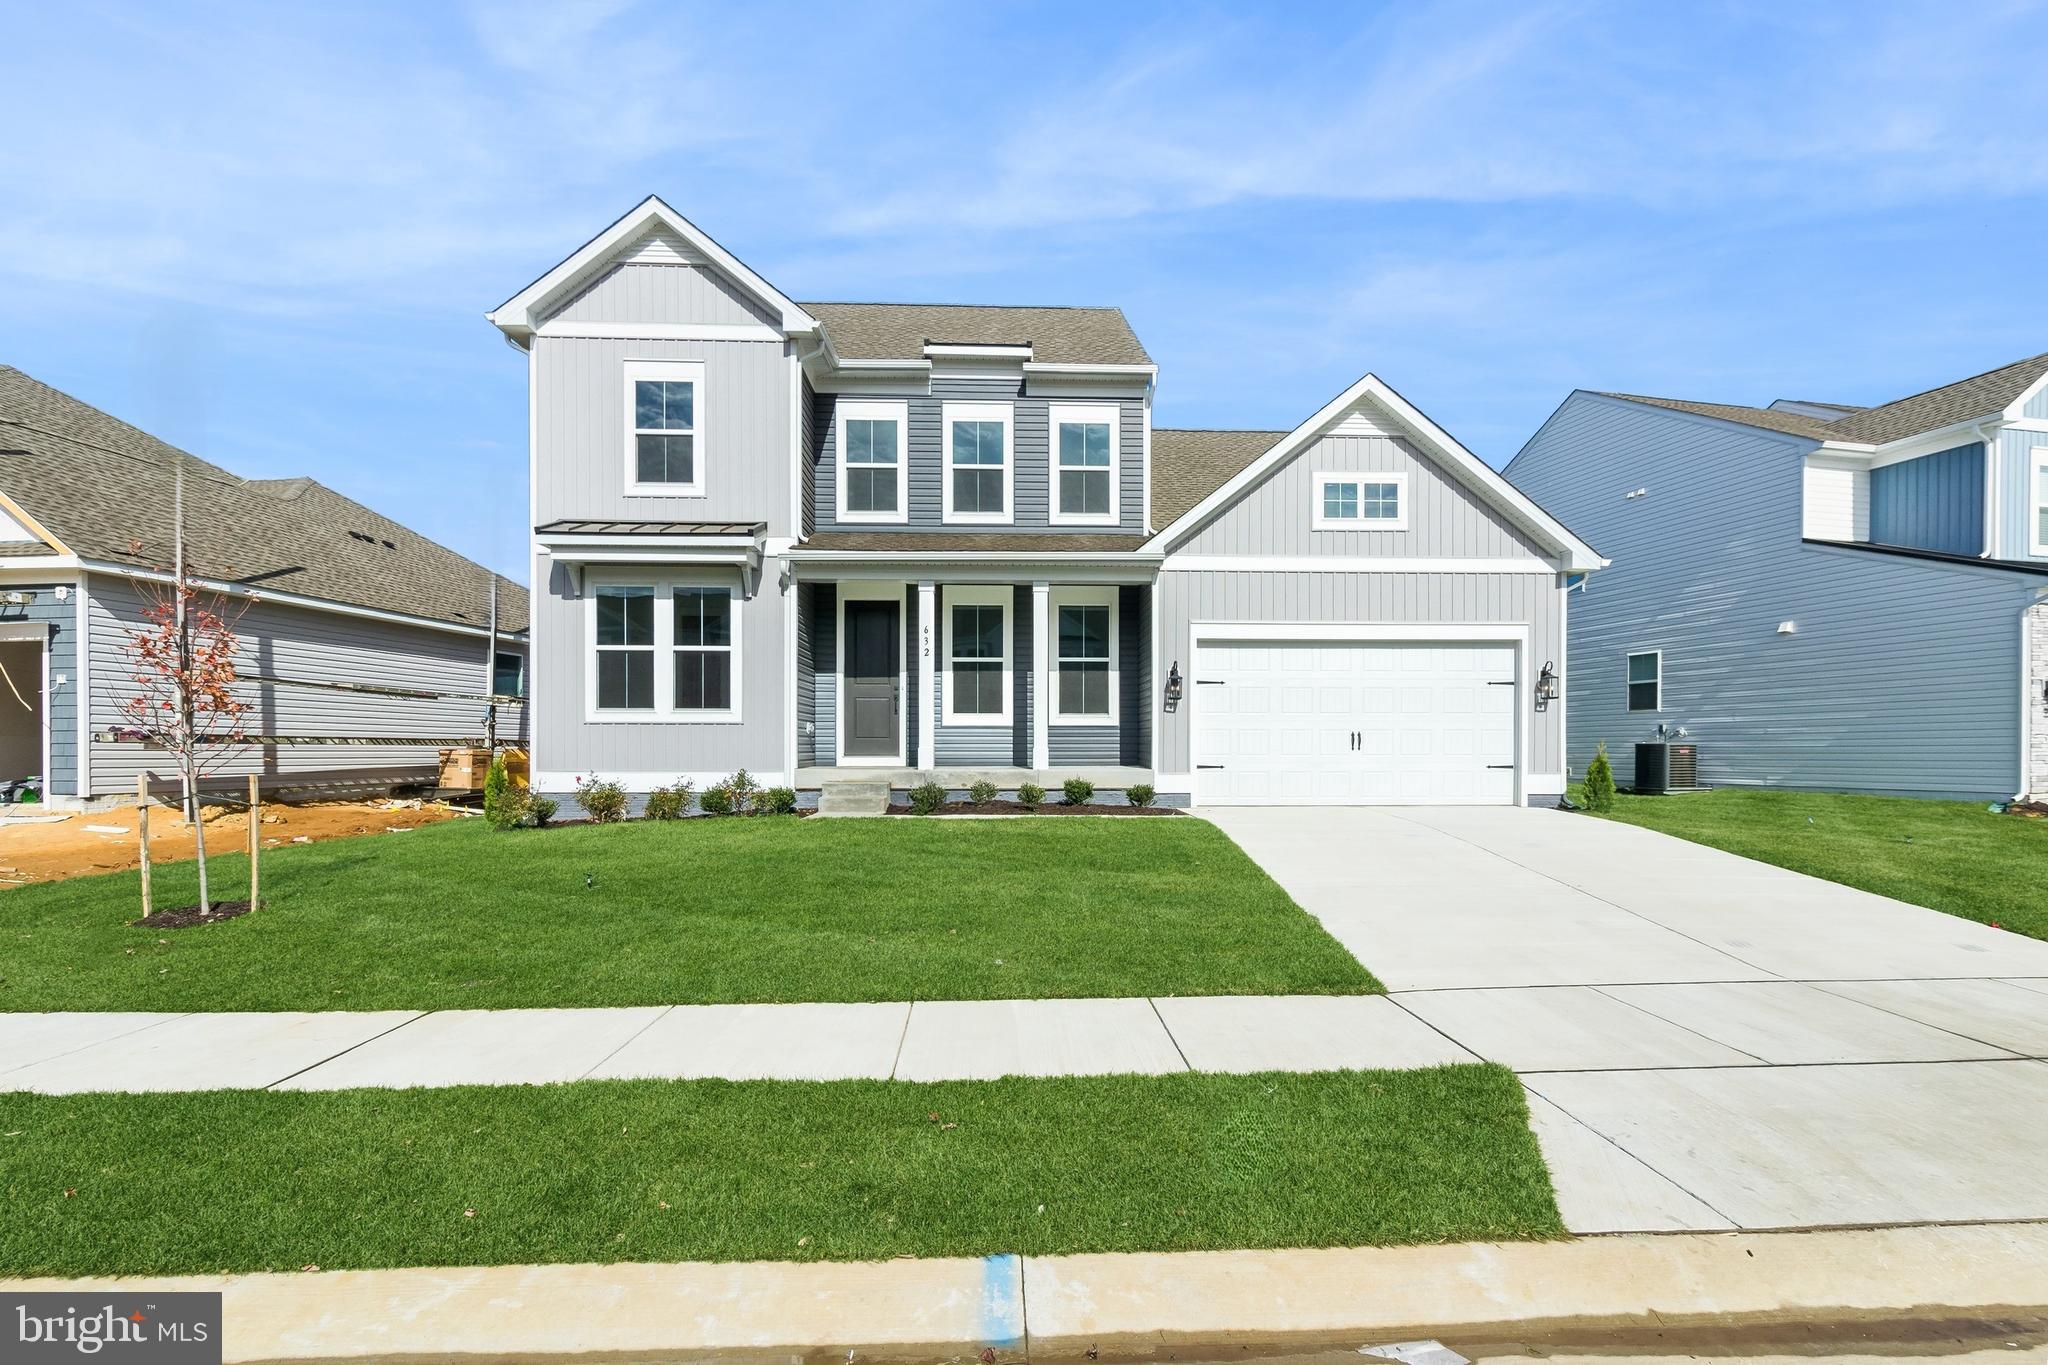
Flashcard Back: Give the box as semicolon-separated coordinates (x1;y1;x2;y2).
2030;447;2048;556
1311;471;1410;531
584;569;743;724
1047;401;1121;527
1049;584;1119;726
941;584;1013;726
835;399;910;525
623;359;706;497
1626;648;1662;714
941;401;1016;526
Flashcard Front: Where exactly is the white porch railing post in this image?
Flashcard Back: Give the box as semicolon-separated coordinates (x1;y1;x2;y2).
917;580;937;773
1031;581;1050;771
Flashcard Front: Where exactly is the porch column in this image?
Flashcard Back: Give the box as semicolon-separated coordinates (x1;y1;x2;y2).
1031;581;1050;770
917;580;937;772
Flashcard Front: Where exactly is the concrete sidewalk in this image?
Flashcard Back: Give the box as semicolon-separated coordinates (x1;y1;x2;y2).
9;1222;2045;1362
0;993;1478;1092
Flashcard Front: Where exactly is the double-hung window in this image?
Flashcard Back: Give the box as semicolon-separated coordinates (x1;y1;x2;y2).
943;586;1011;724
1312;472;1408;530
1626;651;1661;712
673;588;734;711
589;576;742;721
624;360;704;494
594;586;656;711
2031;448;2048;555
1051;587;1117;723
838;400;907;522
1049;403;1119;525
943;402;1013;523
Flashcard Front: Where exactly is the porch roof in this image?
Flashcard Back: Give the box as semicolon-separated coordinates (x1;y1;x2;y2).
535;519;765;537
797;531;1149;553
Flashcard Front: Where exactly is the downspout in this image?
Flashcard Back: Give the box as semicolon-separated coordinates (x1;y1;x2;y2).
2017;582;2048;803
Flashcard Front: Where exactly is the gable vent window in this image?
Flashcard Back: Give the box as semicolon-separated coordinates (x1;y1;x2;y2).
624;359;705;495
1313;472;1408;531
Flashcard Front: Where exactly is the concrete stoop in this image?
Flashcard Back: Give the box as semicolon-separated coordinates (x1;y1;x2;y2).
814;783;890;817
11;1222;2048;1363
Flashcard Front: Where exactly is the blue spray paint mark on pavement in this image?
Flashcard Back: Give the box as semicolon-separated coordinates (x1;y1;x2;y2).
980;1252;1024;1346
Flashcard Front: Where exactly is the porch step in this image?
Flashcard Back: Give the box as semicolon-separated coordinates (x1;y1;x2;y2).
814;783;890;818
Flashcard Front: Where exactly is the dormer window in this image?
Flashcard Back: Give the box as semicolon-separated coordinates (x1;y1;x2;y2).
1048;403;1119;526
1312;472;1408;531
943;402;1013;524
624;360;704;495
837;400;908;524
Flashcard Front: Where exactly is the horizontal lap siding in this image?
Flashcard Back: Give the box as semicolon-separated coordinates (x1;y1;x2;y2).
932;584;1026;765
87;576;520;794
1154;571;1562;778
1508;394;2027;798
0;581;80;794
810;380;1146;535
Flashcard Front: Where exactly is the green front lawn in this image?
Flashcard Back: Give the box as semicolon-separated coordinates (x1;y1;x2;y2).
1589;788;2048;941
0;816;1377;1010
0;1066;1559;1276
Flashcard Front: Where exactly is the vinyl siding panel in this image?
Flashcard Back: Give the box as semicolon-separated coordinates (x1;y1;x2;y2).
808;583;836;765
1997;427;2048;560
529;556;785;783
1176;431;1550;560
809;381;1146;537
532;334;792;531
87;575;524;795
2024;386;2048;420
1802;458;1868;540
931;585;1035;765
544;263;776;329
1508;393;2030;799
1153;571;1562;778
0;580;80;795
1869;443;1983;554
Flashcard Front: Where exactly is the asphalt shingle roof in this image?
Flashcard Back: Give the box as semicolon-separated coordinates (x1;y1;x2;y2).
0;366;526;632
1150;428;1289;529
802;302;1152;366
1601;350;2048;448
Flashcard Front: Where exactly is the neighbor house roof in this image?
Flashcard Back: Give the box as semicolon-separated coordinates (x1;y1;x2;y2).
1150;429;1289;529
1600;349;2048;449
0;366;526;634
802;302;1152;366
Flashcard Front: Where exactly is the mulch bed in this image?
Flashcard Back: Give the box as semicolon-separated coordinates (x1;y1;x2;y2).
886;801;1179;816
134;900;256;929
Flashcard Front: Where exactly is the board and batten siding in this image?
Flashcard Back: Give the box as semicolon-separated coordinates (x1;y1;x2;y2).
808;378;1147;536
546;262;778;330
530;558;784;784
532;334;792;532
86;575;523;796
1996;427;2048;560
1176;429;1551;560
1153;571;1563;781
0;580;81;795
1868;442;1983;555
1508;392;2037;799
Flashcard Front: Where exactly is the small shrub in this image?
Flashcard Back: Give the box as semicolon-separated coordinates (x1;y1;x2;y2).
1017;782;1045;809
968;779;1000;806
524;795;558;828
575;776;630;824
909;781;948;815
727;769;759;814
1584;742;1616;812
483;758;515;830
761;786;798;815
643;779;695;821
1062;777;1096;806
1124;783;1156;809
698;783;735;816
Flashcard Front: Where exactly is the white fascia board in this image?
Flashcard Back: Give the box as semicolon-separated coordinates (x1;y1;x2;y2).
1814;414;2005;467
486;196;818;342
78;561;511;640
1022;362;1158;378
1143;373;1606;572
1159;555;1558;574
926;343;1033;360
0;555;83;577
0;487;73;557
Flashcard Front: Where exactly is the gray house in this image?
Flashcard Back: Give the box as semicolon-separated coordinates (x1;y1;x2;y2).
1506;352;2048;801
0;365;527;806
490;198;1601;807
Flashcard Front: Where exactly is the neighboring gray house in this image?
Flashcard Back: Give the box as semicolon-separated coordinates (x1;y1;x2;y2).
0;366;527;806
1507;352;2048;801
490;198;1600;807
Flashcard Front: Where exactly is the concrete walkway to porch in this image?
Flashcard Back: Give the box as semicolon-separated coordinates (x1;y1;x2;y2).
0;993;1475;1094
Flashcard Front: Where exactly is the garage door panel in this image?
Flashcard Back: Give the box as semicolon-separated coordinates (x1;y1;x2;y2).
1194;639;1519;806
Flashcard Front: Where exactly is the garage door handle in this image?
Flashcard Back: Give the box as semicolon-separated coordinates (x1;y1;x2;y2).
1196;764;1225;770
1196;679;1225;685
1487;680;1515;687
1487;763;1515;769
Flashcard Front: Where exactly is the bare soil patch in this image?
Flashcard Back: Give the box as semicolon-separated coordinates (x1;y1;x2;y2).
134;899;256;929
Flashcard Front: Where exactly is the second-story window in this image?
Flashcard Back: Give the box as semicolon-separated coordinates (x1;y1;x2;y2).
624;360;705;495
838;400;908;523
1313;472;1408;530
1049;403;1119;525
943;402;1013;524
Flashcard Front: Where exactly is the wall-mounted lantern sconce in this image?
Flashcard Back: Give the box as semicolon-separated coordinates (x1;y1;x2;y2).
1535;661;1560;708
1164;661;1184;708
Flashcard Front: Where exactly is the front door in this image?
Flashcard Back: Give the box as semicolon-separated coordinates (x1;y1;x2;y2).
843;599;900;759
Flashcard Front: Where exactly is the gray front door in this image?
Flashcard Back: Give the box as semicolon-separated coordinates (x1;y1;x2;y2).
843;599;900;758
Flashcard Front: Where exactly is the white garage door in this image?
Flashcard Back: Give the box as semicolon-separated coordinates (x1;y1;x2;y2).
1193;640;1518;805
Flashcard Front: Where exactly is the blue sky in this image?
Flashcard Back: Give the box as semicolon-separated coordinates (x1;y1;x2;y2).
5;1;2047;582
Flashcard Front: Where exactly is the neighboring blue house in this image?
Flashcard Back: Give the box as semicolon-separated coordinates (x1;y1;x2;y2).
1506;352;2048;801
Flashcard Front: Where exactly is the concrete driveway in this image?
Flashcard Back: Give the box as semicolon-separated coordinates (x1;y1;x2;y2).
1205;805;2048;1235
